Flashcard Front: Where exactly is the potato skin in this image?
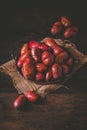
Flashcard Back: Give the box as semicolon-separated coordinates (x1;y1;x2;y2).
36;63;47;73
21;43;30;55
31;47;41;62
45;69;53;82
13;94;27;109
51;21;63;35
64;26;78;38
51;63;62;79
41;51;54;66
55;51;68;64
21;61;35;79
17;51;31;68
35;72;45;81
45;37;63;55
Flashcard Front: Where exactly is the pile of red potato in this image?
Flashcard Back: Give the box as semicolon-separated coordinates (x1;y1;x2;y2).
50;16;79;38
13;16;79;110
17;37;73;82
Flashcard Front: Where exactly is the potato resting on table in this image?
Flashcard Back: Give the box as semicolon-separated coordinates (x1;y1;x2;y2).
17;37;74;82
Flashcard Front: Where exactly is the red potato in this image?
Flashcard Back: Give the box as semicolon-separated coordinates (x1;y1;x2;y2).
39;43;49;51
17;51;31;68
13;94;28;109
36;63;47;73
29;40;40;49
51;63;62;79
61;16;72;27
31;47;41;62
21;43;30;55
45;69;53;82
22;56;33;67
21;63;35;79
62;64;69;75
25;91;39;103
51;21;63;35
35;72;45;81
29;40;49;51
45;37;63;55
55;51;68;64
41;51;54;66
66;57;73;66
64;26;79;38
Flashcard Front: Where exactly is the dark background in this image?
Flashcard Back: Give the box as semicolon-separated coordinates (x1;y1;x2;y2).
0;0;87;63
0;1;87;37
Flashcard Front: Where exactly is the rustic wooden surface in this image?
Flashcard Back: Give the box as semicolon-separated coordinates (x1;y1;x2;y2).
0;2;87;129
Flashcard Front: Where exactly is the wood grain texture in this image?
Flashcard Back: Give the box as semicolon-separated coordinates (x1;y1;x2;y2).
0;92;87;130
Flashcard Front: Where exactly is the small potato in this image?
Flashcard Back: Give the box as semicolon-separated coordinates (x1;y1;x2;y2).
41;51;54;66
64;26;78;38
17;51;31;68
21;43;30;55
22;56;33;67
36;63;47;73
51;63;62;79
31;47;41;62
61;16;72;27
55;51;68;64
51;21;63;35
45;37;63;55
35;72;45;81
66;57;73;66
61;64;69;75
21;64;35;79
45;69;53;82
13;94;27;110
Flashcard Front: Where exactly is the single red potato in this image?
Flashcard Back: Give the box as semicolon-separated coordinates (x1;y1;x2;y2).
55;51;68;64
64;26;79;38
62;64;69;75
61;16;72;27
45;37;63;55
41;51;54;66
51;63;62;79
36;63;47;73
13;94;27;109
51;21;63;35
35;72;45;81
21;43;30;55
45;69;53;82
25;91;39;103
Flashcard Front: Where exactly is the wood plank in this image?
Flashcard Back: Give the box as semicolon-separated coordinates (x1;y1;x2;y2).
0;93;87;130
